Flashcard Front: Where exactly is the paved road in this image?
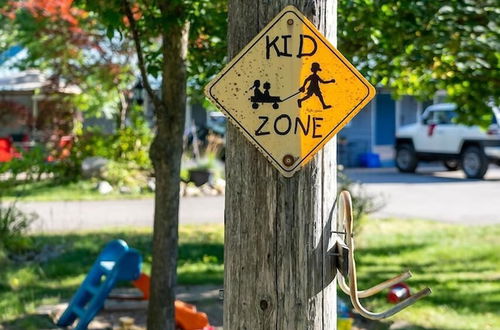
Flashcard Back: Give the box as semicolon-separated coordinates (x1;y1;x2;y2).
21;165;499;232
345;165;500;225
23;196;224;233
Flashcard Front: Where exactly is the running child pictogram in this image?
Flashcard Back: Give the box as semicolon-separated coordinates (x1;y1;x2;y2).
297;62;335;109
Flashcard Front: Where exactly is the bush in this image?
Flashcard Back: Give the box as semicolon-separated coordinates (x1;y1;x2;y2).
0;201;37;255
102;160;149;190
0;146;48;182
68;119;152;180
112;126;152;169
0;144;81;184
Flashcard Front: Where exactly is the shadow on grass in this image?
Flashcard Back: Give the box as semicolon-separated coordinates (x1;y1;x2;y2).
0;314;59;330
39;231;224;279
353;273;500;315
351;315;439;330
357;242;430;259
352;242;500;317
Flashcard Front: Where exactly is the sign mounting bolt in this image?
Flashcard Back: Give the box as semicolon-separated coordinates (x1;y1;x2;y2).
283;154;295;167
287;19;294;25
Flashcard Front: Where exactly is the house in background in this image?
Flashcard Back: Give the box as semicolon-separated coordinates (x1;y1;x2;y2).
338;88;440;167
0;45;82;144
0;70;41;139
0;69;81;144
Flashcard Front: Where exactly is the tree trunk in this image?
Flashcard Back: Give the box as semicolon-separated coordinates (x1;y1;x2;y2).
147;22;189;330
116;91;128;131
224;1;337;329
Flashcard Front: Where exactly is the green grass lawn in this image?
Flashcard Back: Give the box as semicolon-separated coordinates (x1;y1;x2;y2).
0;225;223;322
0;219;498;329
1;180;154;202
352;219;500;330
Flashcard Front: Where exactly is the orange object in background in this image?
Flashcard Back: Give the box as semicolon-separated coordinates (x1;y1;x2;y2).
132;273;151;299
132;273;212;330
47;135;73;162
175;300;213;330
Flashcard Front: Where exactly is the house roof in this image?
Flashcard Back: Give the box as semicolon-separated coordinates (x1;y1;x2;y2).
0;69;46;91
0;70;81;94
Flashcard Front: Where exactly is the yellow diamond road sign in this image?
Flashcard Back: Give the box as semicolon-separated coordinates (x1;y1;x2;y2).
205;6;376;177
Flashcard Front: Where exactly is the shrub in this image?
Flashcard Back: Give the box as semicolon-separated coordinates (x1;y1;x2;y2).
69;117;152;177
101;160;149;189
112;126;152;169
0;146;50;182
0;201;37;254
338;167;383;235
0;143;83;184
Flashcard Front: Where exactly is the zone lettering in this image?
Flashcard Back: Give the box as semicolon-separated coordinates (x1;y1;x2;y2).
255;114;323;138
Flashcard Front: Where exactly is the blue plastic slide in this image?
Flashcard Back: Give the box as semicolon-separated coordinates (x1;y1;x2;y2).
57;240;142;330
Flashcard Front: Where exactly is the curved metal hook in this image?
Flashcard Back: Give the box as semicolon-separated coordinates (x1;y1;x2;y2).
338;190;432;320
338;270;412;298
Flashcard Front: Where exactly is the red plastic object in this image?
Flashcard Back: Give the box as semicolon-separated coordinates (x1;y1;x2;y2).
387;282;411;304
427;123;437;137
132;273;211;330
0;137;21;162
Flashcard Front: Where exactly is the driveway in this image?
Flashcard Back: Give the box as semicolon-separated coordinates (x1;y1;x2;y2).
345;165;500;225
23;196;225;233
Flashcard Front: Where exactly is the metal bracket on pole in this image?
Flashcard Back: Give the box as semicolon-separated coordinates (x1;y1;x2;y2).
328;236;349;278
331;190;432;320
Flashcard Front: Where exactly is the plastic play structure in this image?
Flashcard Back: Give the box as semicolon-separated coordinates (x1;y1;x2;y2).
57;240;142;329
133;273;212;330
57;240;212;330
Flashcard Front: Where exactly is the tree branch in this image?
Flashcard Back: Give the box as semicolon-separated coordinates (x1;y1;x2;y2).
122;0;163;111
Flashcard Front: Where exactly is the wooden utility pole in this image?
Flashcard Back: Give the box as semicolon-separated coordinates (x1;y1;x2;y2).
224;1;338;328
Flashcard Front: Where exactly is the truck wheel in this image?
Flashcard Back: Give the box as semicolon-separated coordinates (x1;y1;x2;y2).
396;144;418;173
443;159;459;171
461;146;488;179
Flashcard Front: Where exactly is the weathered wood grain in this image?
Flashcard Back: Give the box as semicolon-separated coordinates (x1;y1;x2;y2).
225;1;337;329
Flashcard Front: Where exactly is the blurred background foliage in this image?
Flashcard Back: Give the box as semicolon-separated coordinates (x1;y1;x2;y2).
339;0;499;126
2;0;496;126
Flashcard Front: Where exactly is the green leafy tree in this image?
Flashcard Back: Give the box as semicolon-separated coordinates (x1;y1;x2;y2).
338;0;499;126
2;1;226;328
187;0;227;104
77;1;226;328
0;0;148;184
0;0;136;124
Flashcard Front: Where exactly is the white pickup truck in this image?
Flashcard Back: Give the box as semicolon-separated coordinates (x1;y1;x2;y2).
395;103;500;179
